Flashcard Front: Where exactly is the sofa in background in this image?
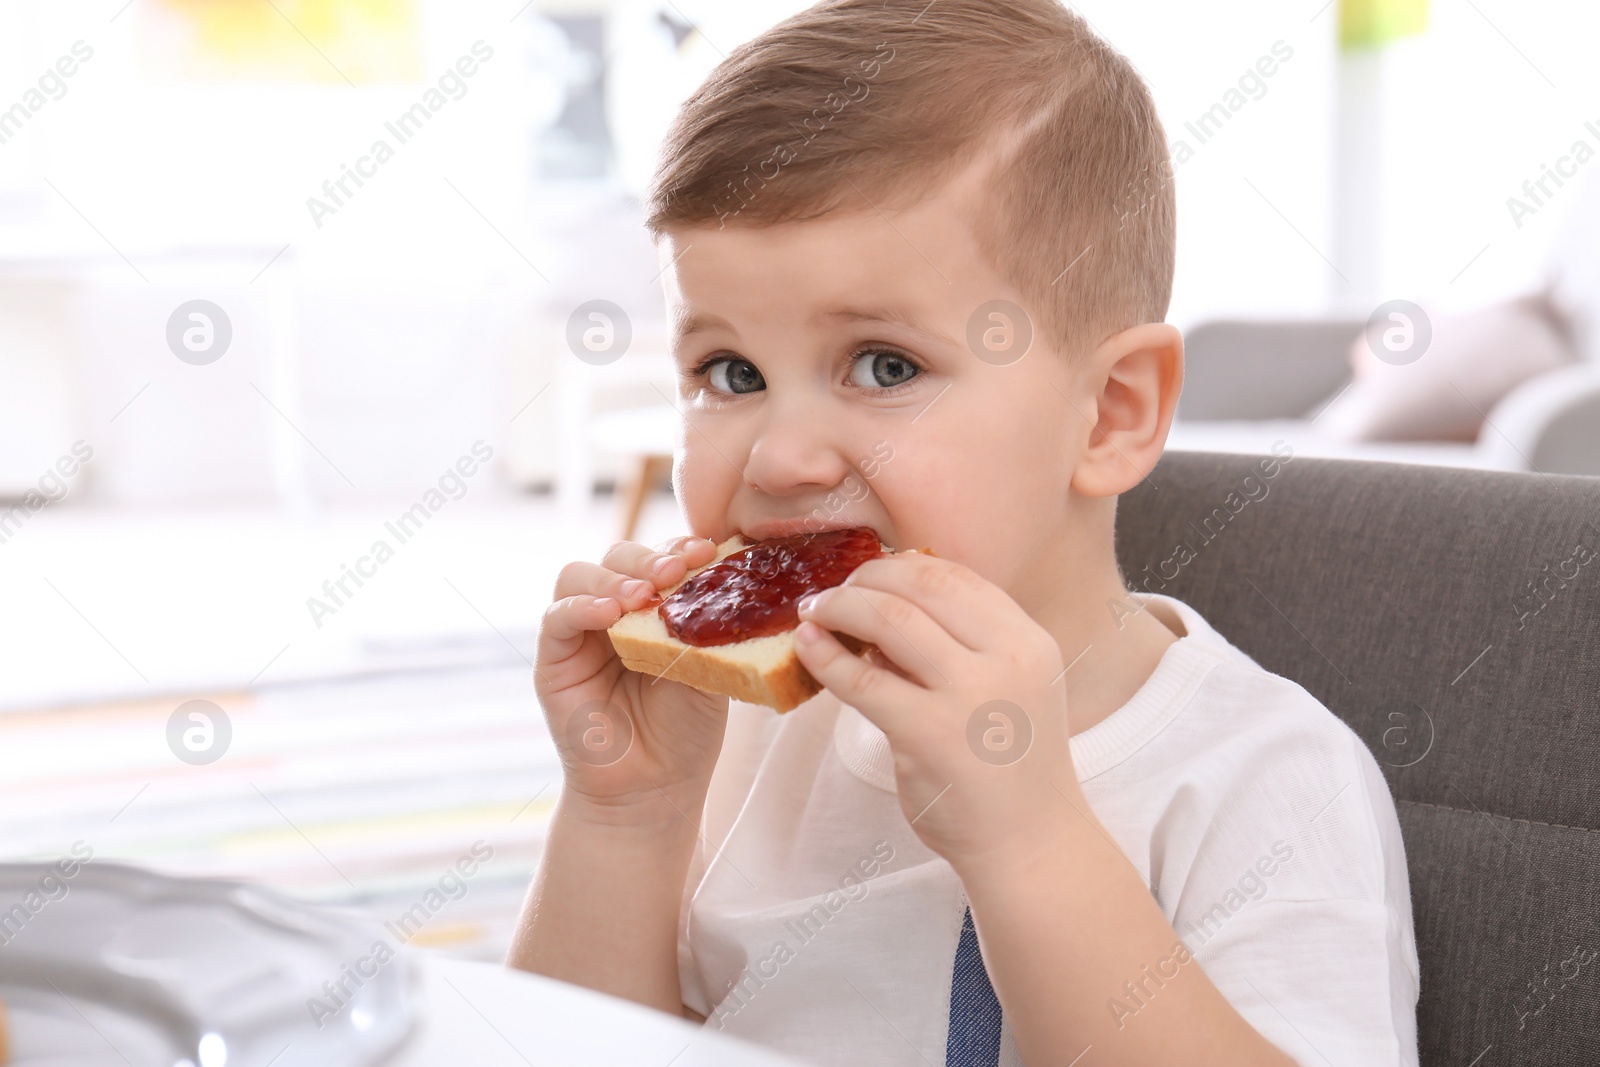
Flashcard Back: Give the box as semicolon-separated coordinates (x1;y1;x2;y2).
1168;318;1600;476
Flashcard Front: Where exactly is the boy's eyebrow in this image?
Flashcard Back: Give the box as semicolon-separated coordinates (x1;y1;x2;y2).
815;306;959;350
674;309;733;344
673;306;958;351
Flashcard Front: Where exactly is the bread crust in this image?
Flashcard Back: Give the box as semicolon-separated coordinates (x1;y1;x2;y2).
607;625;830;713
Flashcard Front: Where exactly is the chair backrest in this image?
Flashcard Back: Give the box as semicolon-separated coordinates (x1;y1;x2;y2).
1114;449;1600;1066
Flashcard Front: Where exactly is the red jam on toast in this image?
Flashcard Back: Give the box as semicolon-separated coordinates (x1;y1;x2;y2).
660;527;884;647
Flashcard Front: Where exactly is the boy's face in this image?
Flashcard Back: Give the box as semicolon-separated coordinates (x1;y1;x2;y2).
659;177;1097;607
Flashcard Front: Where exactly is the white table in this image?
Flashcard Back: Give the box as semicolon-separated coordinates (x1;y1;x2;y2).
392;954;809;1066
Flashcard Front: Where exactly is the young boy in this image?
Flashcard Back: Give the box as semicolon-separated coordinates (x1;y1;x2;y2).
509;2;1420;1064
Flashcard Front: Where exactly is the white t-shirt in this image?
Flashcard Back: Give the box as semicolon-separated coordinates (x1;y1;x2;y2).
677;593;1421;1066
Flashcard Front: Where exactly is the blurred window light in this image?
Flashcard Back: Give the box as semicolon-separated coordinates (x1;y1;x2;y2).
135;0;424;84
539;15;609;180
1340;0;1429;49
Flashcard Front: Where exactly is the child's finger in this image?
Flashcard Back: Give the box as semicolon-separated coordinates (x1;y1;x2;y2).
653;533;720;562
843;554;1021;654
794;621;921;736
600;536;717;589
553;560;662;612
536;595;625;690
797;585;962;690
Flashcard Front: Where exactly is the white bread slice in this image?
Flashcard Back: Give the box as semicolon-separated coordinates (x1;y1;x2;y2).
607;534;918;712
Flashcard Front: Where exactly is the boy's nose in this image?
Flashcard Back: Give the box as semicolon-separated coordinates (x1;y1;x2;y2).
740;413;857;499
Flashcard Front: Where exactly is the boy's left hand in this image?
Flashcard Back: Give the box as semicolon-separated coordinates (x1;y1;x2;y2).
794;552;1086;875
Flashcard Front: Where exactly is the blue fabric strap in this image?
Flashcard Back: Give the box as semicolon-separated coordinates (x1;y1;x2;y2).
945;905;1003;1066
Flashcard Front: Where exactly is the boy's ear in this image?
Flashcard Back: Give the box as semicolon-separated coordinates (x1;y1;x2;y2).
1069;322;1183;498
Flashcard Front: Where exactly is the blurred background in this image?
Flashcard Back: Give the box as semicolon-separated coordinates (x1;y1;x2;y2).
2;0;1597;963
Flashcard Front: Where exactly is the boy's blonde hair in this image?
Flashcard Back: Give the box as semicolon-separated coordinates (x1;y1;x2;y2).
645;0;1176;356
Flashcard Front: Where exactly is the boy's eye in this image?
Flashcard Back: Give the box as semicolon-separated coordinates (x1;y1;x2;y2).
693;347;921;396
706;357;766;394
848;348;920;391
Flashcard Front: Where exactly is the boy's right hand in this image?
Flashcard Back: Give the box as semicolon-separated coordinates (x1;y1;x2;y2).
536;535;729;817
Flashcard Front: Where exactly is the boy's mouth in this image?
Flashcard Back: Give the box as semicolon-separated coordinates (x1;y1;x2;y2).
738;516;890;548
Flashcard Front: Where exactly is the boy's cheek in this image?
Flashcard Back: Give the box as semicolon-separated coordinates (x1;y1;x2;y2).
675;448;745;527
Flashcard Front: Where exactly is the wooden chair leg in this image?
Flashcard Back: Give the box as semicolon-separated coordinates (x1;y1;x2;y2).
619;454;672;542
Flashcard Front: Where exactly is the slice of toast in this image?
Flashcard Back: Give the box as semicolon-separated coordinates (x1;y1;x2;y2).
607;534;913;712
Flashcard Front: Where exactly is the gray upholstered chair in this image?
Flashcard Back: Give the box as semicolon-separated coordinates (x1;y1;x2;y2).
1114;449;1600;1066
